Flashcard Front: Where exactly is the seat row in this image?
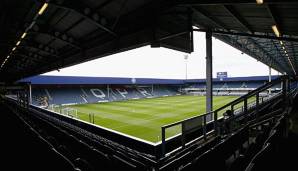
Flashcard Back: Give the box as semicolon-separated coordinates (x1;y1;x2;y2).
19;104;149;170
0;103;80;171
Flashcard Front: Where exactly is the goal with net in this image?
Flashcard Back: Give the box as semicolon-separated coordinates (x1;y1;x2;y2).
61;107;78;118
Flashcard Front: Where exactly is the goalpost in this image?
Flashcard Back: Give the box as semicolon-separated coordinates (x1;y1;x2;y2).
48;104;61;113
48;104;55;111
61;107;78;118
47;105;79;119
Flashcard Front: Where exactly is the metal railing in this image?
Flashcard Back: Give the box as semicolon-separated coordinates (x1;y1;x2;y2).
161;76;289;157
161;110;214;156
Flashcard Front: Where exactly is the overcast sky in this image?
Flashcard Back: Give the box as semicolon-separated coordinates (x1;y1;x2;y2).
44;32;279;79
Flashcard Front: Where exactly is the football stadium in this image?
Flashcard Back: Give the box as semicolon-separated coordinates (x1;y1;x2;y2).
21;75;275;143
1;1;298;171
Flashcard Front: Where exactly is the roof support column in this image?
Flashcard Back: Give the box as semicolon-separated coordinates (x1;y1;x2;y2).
206;31;213;113
269;66;272;94
151;84;154;95
107;84;110;101
29;83;32;105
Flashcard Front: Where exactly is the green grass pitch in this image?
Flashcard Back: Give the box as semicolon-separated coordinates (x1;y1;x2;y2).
56;95;238;143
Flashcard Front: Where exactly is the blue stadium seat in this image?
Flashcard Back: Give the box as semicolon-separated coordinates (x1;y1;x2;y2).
32;85;180;106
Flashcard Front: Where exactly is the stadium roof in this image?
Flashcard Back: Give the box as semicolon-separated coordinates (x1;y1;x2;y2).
1;0;298;82
186;75;278;83
19;75;184;85
19;75;277;85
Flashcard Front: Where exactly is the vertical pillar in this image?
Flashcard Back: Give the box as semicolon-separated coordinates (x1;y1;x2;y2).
29;84;32;104
282;78;289;110
181;123;185;148
26;89;30;108
107;84;110;100
269;66;272;94
244;98;248;122
256;93;259;119
206;31;213;113
184;55;188;80
152;84;154;95
161;127;166;157
17;92;19;105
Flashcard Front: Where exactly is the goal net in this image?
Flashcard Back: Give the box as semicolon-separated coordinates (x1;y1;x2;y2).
61;107;78;118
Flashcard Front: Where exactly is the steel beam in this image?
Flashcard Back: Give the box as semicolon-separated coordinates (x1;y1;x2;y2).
177;0;298;6
223;5;253;33
0;41;57;56
29;83;32;104
206;31;213;113
34;23;81;47
95;0;118;10
290;41;298;70
251;38;289;72
193;28;298;43
47;1;117;37
270;39;294;75
267;5;281;29
218;33;286;73
214;34;285;73
28;31;81;50
192;7;227;29
17;46;58;58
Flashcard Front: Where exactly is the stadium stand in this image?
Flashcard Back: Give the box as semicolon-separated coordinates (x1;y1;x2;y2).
2;76;296;171
17;75;181;106
31;85;178;106
0;102;80;171
184;76;281;96
19;75;279;107
2;97;152;171
155;76;298;170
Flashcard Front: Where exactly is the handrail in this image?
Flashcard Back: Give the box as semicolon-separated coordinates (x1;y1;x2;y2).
215;76;284;113
160;76;287;157
162;111;213;129
162;76;284;130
